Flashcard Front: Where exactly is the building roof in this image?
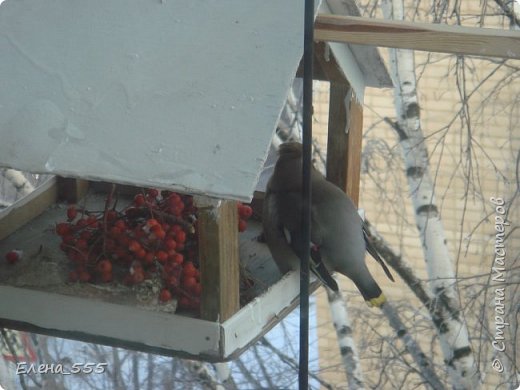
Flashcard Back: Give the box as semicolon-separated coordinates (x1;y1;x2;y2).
0;0;389;201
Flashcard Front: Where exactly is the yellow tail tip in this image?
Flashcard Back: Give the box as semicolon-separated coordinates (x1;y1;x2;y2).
367;294;387;308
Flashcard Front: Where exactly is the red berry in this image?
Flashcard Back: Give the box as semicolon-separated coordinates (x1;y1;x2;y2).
114;219;126;230
171;253;184;265
165;275;179;287
156;250;168;263
110;226;122;236
147;218;160;228
238;205;253;219
76;239;88;250
86;215;99;226
67;206;78;221
172;225;183;234
164;238;177;250
238;219;247;232
128;240;141;252
134;193;146;207
159;288;172;302
56;222;71;236
97;259;112;273
182;262;197;278
182;276;197;290
5;250;21;264
151;225;165;240
175;230;186;244
171;204;184;216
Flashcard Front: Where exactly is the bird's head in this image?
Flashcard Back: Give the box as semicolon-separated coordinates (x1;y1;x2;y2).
278;142;302;160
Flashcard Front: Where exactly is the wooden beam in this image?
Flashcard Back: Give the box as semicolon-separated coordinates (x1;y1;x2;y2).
315;14;520;59
326;84;363;206
198;199;240;322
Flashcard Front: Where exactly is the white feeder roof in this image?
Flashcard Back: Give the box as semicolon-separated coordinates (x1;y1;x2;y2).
0;0;392;202
0;0;321;201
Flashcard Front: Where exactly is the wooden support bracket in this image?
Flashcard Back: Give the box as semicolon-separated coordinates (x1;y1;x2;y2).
197;199;240;322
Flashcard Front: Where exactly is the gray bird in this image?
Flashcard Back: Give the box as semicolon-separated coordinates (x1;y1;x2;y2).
263;142;394;307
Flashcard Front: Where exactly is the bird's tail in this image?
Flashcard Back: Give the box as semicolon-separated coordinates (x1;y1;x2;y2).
357;281;387;308
367;293;386;308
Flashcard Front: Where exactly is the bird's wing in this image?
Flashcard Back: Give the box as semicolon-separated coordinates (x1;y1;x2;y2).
362;221;395;282
310;246;339;291
264;190;338;291
285;229;339;292
263;191;300;274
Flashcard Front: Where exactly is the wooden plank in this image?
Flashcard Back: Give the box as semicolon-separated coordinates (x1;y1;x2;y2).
315;14;520;59
222;271;321;360
0;285;221;361
198;200;240;322
326;83;363;206
0;178;58;241
57;178;89;203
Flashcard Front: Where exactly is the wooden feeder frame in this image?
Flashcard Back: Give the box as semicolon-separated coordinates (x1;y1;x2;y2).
1;14;518;361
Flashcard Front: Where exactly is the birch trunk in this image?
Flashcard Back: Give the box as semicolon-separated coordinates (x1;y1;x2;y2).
381;0;480;388
326;284;365;390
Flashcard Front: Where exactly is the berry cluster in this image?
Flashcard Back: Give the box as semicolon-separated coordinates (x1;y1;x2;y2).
52;188;253;313
4;250;22;264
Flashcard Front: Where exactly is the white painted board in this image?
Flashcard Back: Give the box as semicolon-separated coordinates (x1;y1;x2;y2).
0;0;317;201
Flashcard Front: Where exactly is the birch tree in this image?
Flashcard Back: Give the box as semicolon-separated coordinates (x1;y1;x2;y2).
326;282;365;389
380;0;480;387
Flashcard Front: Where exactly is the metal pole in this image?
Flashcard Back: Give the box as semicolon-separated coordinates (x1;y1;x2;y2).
299;0;314;388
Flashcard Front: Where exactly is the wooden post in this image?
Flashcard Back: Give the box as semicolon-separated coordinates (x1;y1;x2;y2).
325;83;363;206
297;42;365;205
198;199;240;322
57;177;89;203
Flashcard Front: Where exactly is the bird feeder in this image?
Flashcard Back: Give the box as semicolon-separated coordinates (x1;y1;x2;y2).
0;0;390;361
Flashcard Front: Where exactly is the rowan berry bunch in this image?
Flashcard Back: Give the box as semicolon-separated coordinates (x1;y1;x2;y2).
54;187;253;314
